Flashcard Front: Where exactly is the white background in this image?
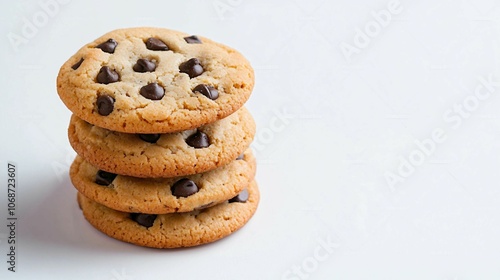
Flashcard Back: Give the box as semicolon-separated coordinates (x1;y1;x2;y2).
1;0;500;279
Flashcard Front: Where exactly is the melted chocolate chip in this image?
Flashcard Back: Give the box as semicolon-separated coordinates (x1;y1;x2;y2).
145;37;169;50
139;83;165;100
133;58;156;72
96;66;119;84
96;38;117;54
171;179;199;198
194;202;215;211
236;154;244;160
130;213;157;228
184;35;202;44
139;134;161;143
96;95;115;116
193;84;219;100
185;131;210;148
229;189;249;203
179;58;203;78
95;170;117;186
71;58;84;70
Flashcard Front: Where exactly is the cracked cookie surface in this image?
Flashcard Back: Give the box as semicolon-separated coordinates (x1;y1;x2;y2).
70;149;255;214
57;27;254;133
77;180;260;248
68;107;255;178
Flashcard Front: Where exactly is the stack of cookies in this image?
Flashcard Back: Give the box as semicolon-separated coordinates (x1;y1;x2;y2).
56;27;259;248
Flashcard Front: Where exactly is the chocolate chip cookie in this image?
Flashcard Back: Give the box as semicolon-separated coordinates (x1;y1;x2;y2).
77;180;260;248
70;149;255;214
68;107;255;178
57;27;254;133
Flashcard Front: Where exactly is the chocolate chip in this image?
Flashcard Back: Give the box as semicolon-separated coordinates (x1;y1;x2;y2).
184;35;202;44
236;154;244;160
186;131;210;148
193;84;219;100
130;213;157;228
171;179;199;198
194;202;215;211
139;134;161;143
133;58;156;72
96;66;119;84
96;95;115;116
145;37;169;50
95;170;117;186
71;58;84;70
179;58;204;78
229;189;249;203
96;38;117;54
140;83;165;100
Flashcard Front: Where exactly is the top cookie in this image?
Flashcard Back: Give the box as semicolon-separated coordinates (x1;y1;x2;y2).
57;27;254;133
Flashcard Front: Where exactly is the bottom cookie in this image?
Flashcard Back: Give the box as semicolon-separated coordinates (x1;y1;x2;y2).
77;180;260;248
